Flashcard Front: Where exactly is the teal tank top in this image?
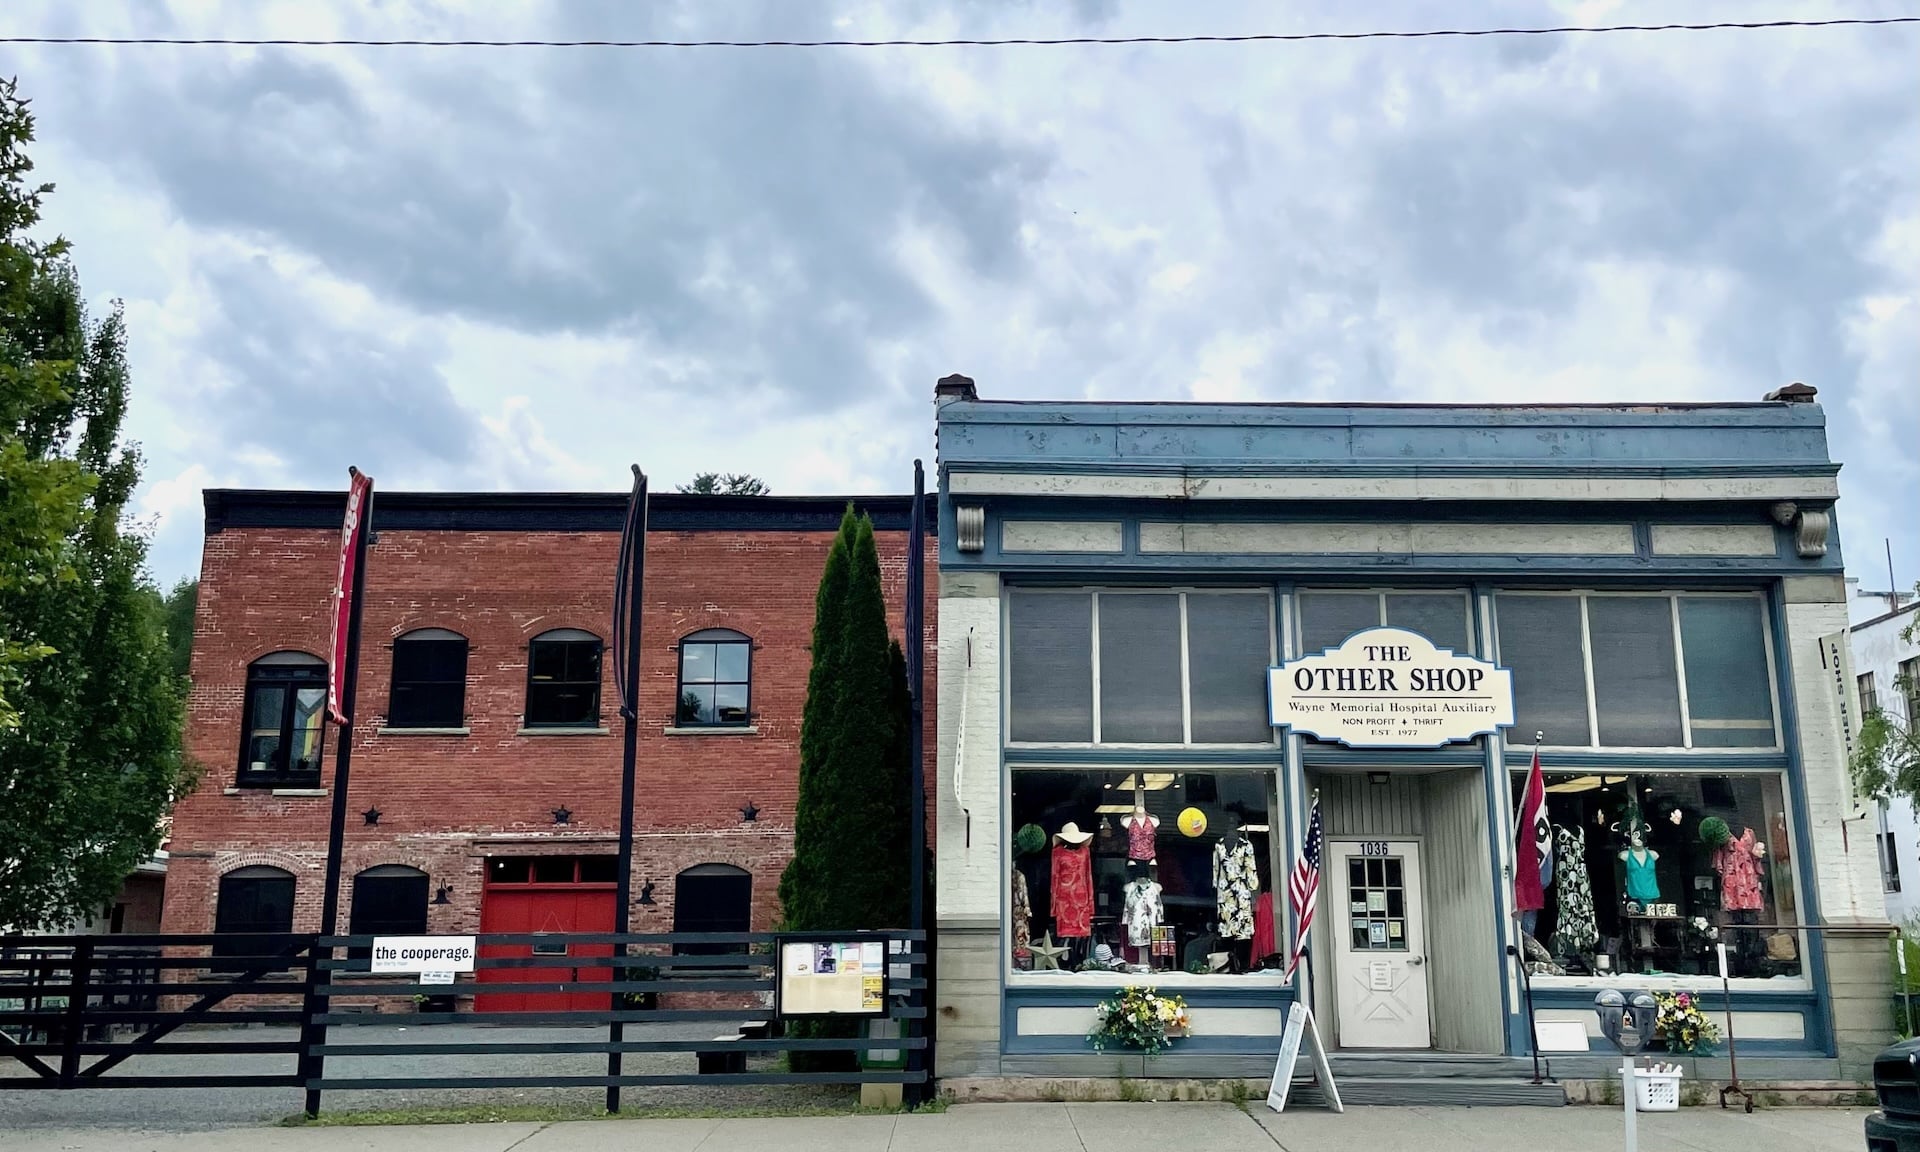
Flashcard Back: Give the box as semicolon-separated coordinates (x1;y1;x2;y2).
1624;849;1660;902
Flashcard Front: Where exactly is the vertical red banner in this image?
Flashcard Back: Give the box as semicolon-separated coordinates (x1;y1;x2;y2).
328;469;373;724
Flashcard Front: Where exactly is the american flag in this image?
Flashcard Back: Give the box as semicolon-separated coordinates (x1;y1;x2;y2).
1284;795;1324;983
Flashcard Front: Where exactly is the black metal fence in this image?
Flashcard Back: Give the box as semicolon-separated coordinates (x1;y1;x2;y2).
0;929;928;1114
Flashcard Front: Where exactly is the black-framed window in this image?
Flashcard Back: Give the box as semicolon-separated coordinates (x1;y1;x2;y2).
673;863;752;957
676;629;752;726
525;629;602;727
387;629;468;729
238;652;327;787
348;865;429;960
212;865;295;962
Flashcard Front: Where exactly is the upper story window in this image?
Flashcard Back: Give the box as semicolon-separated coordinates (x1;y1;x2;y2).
677;629;752;726
1296;590;1473;656
525;629;603;728
239;651;327;787
1902;657;1920;728
1859;672;1880;717
1494;591;1778;751
387;628;468;729
1007;589;1273;746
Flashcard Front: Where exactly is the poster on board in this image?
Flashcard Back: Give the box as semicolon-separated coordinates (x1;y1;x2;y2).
775;934;889;1018
1267;1002;1343;1114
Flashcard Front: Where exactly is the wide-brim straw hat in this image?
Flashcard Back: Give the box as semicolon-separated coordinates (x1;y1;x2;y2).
1055;822;1094;845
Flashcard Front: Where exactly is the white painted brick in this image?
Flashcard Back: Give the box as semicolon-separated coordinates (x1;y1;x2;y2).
937;594;1004;922
1786;601;1889;922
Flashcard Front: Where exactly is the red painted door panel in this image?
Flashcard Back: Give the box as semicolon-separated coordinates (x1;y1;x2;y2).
476;886;616;1013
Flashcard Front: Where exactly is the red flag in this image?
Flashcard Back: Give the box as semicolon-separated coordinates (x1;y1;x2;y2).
1514;748;1547;912
327;469;373;725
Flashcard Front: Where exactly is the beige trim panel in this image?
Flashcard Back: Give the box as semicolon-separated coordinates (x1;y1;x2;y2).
947;470;1841;503
1140;521;1633;556
1000;520;1124;553
1650;524;1779;556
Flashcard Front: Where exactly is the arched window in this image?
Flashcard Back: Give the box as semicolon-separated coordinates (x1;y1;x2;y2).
239;652;327;787
349;865;429;959
525;628;603;728
672;863;751;956
212;865;295;962
388;628;469;729
676;629;752;726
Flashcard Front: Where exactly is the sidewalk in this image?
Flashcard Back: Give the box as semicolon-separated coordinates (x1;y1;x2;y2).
6;1102;1875;1152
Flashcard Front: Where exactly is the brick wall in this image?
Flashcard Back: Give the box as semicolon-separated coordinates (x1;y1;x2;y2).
163;514;938;939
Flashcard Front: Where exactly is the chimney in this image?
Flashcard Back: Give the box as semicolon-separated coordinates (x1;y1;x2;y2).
935;373;978;406
1763;381;1818;403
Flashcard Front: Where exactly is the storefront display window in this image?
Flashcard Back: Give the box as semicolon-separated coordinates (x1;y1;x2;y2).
1006;589;1273;745
1008;768;1279;979
1495;592;1778;750
1512;770;1802;984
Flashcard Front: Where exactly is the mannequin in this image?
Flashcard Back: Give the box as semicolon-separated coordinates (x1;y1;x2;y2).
1121;862;1165;969
1050;822;1095;967
1123;787;1160;864
1713;826;1767;913
1552;822;1599;959
1619;825;1661;903
1213;813;1259;972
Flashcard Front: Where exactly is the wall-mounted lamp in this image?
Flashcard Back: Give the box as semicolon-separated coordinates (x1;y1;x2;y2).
1367;772;1391;786
431;885;452;906
362;807;382;826
551;806;573;825
638;881;656;906
739;801;759;823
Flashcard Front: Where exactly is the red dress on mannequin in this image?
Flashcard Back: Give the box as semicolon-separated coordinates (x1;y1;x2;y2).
1051;841;1093;937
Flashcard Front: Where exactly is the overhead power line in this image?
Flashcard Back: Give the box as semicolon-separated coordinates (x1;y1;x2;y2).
1;15;1917;49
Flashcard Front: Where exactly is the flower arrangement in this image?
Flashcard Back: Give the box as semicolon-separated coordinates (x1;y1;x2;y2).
1088;986;1190;1054
1654;991;1720;1054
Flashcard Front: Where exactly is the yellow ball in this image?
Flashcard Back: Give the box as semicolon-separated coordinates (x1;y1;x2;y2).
1177;807;1208;837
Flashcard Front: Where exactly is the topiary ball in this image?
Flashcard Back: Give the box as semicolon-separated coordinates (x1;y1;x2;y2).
1015;823;1047;856
1698;816;1732;848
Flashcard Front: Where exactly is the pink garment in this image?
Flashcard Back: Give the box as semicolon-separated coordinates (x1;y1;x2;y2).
1713;827;1766;912
1252;893;1276;961
1125;815;1157;862
1050;842;1093;938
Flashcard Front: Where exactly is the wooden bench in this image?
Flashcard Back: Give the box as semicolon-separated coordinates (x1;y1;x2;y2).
696;1029;747;1074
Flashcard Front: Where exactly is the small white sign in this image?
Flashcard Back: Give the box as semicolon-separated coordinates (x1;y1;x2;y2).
1268;1003;1343;1114
419;969;456;985
1268;628;1514;748
369;935;477;974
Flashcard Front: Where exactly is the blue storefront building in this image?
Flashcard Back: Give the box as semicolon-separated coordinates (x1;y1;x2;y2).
929;375;1890;1093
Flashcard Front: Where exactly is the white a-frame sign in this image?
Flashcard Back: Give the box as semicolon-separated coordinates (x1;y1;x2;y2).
1267;1003;1342;1114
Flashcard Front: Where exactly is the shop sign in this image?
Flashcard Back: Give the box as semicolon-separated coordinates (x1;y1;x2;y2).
369;935;476;984
1267;628;1514;749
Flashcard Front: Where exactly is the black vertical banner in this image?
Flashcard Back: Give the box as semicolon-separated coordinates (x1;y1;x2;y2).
905;460;928;1101
607;465;648;1113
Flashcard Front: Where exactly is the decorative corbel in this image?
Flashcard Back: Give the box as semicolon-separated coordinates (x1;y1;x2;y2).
955;505;986;553
1767;501;1829;558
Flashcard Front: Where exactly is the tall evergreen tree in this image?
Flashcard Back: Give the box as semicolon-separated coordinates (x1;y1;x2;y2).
778;508;912;933
0;78;192;930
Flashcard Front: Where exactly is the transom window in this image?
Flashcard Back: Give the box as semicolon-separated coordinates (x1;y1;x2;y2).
677;629;752;726
1494;592;1778;750
1007;589;1274;745
1296;590;1473;656
238;652;327;787
387;628;468;729
525;629;603;728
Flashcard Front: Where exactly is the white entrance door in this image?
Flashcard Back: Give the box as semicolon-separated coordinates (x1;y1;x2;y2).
1329;839;1431;1049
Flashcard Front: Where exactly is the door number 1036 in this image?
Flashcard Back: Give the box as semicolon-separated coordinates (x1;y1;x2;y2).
1358;842;1391;857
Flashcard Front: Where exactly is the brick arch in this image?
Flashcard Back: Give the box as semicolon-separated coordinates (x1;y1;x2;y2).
386;621;472;641
236;644;327;667
216;850;312;876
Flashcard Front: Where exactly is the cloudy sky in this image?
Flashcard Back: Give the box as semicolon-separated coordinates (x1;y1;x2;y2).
2;1;1915;591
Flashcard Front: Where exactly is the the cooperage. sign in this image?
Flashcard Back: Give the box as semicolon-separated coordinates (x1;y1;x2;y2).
327;469;373;725
1267;627;1514;749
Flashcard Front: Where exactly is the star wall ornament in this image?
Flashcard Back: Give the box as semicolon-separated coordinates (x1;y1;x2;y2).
362;807;381;826
550;806;572;825
1028;932;1069;971
739;801;760;823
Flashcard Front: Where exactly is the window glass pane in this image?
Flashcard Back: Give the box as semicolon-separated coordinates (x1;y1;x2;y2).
1097;594;1183;743
680;643;716;684
349;872;429;957
1385;594;1471;654
529;641;566;681
678;683;714;725
1186;594;1273;743
1588;598;1684;747
1298;592;1381;654
213;872;295;962
713;683;749;724
250;685;286;732
1006;768;1274;975
577;857;618;883
489;858;530;884
533;857;576;883
1678;598;1775;748
1008;592;1094;742
247;734;282;772
565;642;602;682
714;643;750;684
673;868;753;956
1512;771;1800;980
1496;596;1592;747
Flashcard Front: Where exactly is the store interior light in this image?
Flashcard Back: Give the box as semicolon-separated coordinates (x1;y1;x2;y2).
1115;773;1177;791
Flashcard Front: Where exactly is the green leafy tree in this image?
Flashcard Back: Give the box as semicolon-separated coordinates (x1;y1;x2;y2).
162;578;197;680
0;77;193;930
677;472;770;496
1852;584;1920;806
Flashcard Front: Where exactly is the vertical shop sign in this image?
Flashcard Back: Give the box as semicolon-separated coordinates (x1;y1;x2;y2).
327;468;374;724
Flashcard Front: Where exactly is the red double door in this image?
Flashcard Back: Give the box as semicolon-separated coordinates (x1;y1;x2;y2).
475;882;616;1013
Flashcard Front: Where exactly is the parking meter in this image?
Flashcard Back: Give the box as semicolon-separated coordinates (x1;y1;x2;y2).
1596;990;1660;1152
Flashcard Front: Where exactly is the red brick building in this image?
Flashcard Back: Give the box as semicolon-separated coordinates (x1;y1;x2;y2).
161;489;935;994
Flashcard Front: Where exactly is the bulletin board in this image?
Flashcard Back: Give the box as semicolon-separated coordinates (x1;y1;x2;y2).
774;933;890;1018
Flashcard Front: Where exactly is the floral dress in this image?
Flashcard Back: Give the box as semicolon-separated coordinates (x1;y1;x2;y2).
1552;824;1599;957
1051;841;1093;938
1011;869;1032;959
1212;838;1259;941
1122;880;1164;946
1713;827;1766;912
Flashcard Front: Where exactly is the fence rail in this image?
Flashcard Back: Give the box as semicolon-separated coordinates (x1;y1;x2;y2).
0;929;930;1114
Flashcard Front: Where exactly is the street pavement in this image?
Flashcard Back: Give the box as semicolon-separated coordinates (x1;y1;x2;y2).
1;1102;1878;1152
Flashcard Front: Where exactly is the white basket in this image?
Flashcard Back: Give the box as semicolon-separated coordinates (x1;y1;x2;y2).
1634;1069;1682;1112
